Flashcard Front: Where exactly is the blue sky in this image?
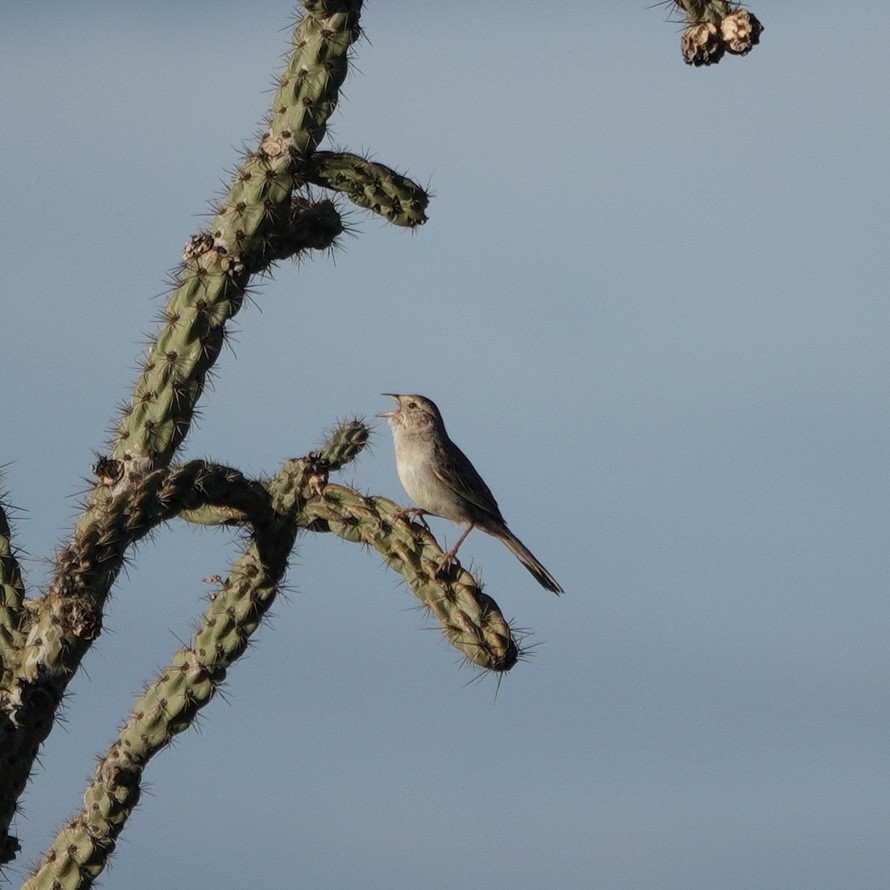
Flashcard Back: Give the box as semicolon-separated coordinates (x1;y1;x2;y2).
3;2;890;887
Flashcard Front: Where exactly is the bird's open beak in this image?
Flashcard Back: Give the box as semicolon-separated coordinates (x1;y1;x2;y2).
377;393;400;419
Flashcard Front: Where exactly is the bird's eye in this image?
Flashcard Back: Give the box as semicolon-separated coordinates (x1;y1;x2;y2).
407;401;417;409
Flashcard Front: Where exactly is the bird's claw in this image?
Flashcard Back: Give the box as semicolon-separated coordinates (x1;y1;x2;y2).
397;507;431;532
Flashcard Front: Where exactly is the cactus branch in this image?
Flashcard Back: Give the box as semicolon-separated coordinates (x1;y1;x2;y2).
314;418;371;470
0;497;25;863
24;431;359;886
0;498;25;658
25;514;296;889
306;152;429;227
113;2;362;472
26;420;515;885
165;427;518;672
0;463;278;853
297;483;518;671
0;0;570;874
0;1;367;864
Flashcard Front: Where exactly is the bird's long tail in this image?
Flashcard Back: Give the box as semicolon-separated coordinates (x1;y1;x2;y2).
498;528;563;594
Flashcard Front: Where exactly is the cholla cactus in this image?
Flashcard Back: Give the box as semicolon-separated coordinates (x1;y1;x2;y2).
0;1;520;884
1;0;764;881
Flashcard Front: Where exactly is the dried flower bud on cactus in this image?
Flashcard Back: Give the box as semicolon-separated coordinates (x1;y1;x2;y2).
681;21;724;66
182;232;215;262
92;456;124;486
720;8;763;55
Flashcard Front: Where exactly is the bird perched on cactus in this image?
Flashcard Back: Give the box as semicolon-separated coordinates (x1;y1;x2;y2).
380;394;563;593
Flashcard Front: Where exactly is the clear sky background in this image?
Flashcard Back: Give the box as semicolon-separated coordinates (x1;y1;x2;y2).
3;2;889;887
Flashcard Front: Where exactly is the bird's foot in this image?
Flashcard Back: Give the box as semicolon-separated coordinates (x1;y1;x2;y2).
434;546;460;580
397;507;432;532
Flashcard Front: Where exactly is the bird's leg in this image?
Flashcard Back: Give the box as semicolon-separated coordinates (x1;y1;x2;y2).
397;506;432;532
436;522;476;576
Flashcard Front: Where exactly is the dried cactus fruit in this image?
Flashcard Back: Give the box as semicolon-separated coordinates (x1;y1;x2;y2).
721;8;763;55
681;21;725;66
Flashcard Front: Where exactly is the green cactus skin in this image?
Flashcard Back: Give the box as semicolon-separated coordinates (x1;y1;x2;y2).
306;152;429;227
314;417;371;470
673;0;731;24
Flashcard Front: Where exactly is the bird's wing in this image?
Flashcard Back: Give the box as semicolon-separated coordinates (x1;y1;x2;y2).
432;437;505;522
